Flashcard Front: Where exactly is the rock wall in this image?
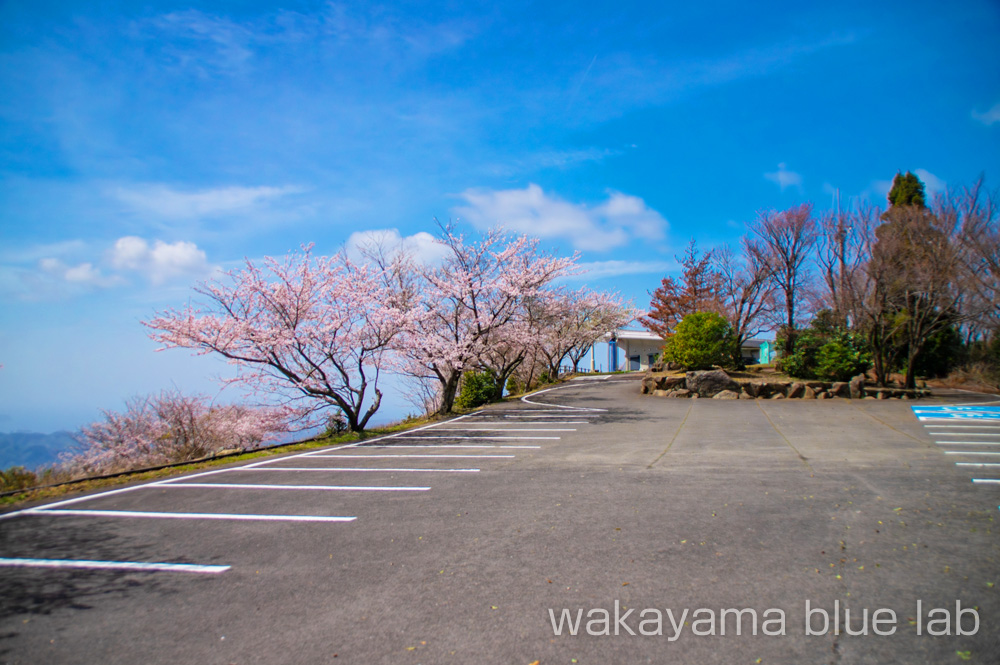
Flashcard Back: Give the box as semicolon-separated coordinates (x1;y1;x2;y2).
641;370;930;400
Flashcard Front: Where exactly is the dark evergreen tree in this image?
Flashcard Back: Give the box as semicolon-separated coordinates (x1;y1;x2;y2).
887;171;927;209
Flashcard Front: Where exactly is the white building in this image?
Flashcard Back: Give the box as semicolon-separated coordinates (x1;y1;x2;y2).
604;329;774;372
604;329;666;372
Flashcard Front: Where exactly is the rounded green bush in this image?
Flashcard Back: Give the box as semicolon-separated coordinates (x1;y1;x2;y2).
456;370;496;409
660;312;733;371
815;335;871;382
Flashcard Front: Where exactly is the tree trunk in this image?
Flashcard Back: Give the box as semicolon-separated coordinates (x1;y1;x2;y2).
437;372;462;415
784;290;797;356
355;389;382;432
904;344;922;390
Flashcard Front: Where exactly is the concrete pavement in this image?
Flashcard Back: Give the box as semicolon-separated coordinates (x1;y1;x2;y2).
1;378;998;664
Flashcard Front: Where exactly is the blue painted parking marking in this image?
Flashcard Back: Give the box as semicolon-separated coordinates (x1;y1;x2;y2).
912;406;1000;421
913;405;1000;511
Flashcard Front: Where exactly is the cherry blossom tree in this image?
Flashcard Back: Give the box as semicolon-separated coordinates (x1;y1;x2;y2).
477;316;534;401
533;289;638;378
401;227;578;415
144;247;411;432
564;290;638;373
65;390;290;475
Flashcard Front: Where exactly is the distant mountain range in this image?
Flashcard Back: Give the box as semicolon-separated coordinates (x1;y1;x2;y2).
0;431;78;471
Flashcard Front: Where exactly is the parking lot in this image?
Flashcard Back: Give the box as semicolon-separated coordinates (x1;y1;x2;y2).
1;377;998;664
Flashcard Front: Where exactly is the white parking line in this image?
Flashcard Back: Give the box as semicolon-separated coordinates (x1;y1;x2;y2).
231;467;480;473
0;557;230;574
956;463;1000;467
972;479;1000;484
944;451;1000;456
164;483;430;491
0;412;488;522
368;444;540;449
919;417;1000;422
309;454;515;459
495;420;591;424
27;509;357;522
926;425;1000;428
931;433;1000;436
501;415;597;419
393;435;559;440
521;386;608;411
430;428;576;432
933;442;1000;446
482;404;584;413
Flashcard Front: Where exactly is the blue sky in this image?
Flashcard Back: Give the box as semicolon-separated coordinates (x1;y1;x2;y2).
1;0;999;436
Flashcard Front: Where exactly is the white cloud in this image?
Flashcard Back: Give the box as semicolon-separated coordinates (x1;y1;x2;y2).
112;184;301;219
109;236;213;285
345;229;451;265
452;184;667;252
764;163;803;192
38;258;122;288
565;259;677;281
914;168;946;196
972;103;1000;126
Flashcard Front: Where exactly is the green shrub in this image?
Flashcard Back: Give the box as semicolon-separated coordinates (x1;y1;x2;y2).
815;334;872;382
777;328;824;378
505;374;520;395
660;312;733;370
777;311;872;381
456;370;496;409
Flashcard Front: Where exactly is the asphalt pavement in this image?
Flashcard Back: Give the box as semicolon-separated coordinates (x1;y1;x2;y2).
1;377;998;664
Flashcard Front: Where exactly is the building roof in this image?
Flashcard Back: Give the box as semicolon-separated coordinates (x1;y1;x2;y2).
605;329;663;341
605;328;772;349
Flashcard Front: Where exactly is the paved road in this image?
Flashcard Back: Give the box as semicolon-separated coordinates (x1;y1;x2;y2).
1;378;998;664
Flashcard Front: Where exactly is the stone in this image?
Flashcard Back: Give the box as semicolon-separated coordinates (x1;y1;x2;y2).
770;393;785;399
849;374;866;399
830;382;850;398
713;390;740;400
817;392;831;400
802;386;816;399
641;375;655;394
685;369;739;397
760;381;790;398
787;382;806;399
667;388;691;398
656;376;686;391
653;389;669;397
